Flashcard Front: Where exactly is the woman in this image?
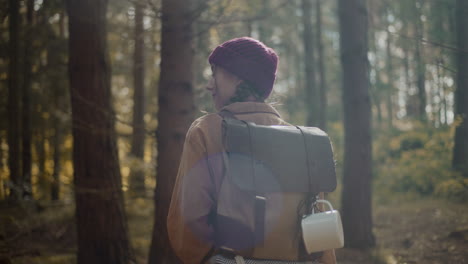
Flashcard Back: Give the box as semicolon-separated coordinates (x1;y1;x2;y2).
167;37;336;264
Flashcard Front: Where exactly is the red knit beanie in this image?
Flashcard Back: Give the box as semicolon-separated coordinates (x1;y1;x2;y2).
208;37;279;99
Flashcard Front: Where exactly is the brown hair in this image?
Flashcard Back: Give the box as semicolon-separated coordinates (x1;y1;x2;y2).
227;81;264;105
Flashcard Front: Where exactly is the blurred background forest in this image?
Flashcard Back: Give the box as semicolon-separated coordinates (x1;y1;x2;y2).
1;0;467;263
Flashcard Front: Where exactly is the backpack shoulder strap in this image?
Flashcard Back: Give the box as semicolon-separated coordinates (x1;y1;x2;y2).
218;109;238;120
219;109;267;246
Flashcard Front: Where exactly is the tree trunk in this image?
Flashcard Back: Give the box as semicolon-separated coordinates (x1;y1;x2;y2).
453;0;468;178
193;0;210;89
441;72;448;125
36;132;48;199
148;0;194;262
129;0;147;198
51;10;68;201
436;63;443;126
0;136;5;200
415;0;427;122
0;136;3;173
245;21;252;37
51;121;62;201
367;0;383;127
8;0;22;200
67;0;135;263
338;0;375;248
22;0;35;199
316;0;327;131
385;19;394;129
258;0;271;45
301;0;318;127
403;36;415;118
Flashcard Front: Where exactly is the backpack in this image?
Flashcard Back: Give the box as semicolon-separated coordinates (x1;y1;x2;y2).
214;110;337;261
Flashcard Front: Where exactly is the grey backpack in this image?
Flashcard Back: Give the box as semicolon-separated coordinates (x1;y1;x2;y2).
214;110;337;260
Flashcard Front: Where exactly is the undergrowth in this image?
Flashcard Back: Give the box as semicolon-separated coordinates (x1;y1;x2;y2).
373;122;468;203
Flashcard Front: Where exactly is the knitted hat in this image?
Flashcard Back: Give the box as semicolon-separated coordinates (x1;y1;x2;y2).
208;37;279;99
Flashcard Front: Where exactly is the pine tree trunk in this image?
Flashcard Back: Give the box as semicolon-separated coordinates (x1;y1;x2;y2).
442;73;448;125
0;136;3;173
316;0;327;131
403;36;415;118
301;0;318;127
415;0;427;122
0;136;5;200
8;0;22;200
436;63;443;126
36;133;48;199
368;0;383;127
258;0;271;44
67;0;135;263
193;0;210;89
385;20;394;129
22;0;35;199
129;0;147;198
453;0;468;178
338;0;375;248
51;10;67;201
245;20;253;37
148;0;194;262
51;122;62;201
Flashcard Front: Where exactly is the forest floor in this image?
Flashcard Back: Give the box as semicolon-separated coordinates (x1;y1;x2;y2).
0;197;467;264
336;198;468;264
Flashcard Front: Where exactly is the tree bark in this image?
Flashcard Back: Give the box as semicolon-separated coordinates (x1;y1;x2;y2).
36;132;48;199
301;0;318;127
51;122;62;201
316;0;327;131
385;18;394;129
67;0;135;263
129;0;147;198
368;0;383;126
0;136;5;200
0;136;3;173
22;0;35;199
453;0;468;178
258;0;271;45
51;10;68;201
338;0;375;248
401;11;420;120
441;65;448;125
403;37;415;118
193;0;210;89
148;0;194;262
8;0;22;200
415;0;427;122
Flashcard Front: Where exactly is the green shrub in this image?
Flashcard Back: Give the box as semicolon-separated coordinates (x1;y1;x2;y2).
435;177;468;202
374;123;468;202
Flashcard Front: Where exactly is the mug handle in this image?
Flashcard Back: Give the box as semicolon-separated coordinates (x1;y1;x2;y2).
316;200;334;211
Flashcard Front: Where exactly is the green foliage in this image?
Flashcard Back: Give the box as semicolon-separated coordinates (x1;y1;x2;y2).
434;177;468;202
374;123;468;202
